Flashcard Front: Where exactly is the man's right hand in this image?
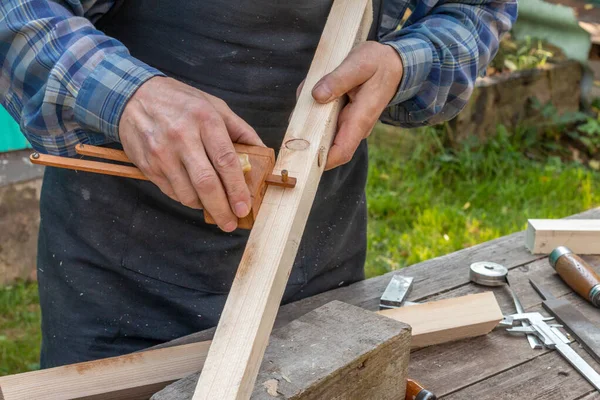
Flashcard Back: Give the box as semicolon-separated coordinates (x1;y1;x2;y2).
119;77;264;232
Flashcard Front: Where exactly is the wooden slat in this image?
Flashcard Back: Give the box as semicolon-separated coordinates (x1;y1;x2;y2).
526;219;600;254
191;1;373;399
0;341;210;400
30;153;147;180
378;292;503;348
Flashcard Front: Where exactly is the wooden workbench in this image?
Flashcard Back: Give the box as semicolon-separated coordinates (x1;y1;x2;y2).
156;208;600;399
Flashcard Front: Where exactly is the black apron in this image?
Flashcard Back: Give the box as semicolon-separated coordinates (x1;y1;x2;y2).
38;0;382;367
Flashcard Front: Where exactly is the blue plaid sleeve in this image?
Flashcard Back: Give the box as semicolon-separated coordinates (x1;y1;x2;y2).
0;0;164;156
379;0;518;127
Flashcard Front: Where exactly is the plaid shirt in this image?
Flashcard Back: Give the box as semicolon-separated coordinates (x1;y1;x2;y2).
1;0;516;156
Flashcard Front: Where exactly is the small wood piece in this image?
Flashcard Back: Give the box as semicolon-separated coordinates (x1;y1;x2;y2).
263;173;296;188
377;292;503;348
191;1;374;399
203;144;275;229
152;301;411;400
0;341;211;400
525;219;600;255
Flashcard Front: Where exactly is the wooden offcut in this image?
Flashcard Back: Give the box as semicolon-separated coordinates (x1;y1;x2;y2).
0;341;211;400
192;1;374;399
525;219;600;255
153;301;411;400
378;292;503;348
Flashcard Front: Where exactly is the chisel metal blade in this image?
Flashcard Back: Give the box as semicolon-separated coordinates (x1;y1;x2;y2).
530;279;600;365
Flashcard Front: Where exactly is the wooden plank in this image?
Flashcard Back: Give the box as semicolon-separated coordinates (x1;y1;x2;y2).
526;219;600;254
378;292;502;349
152;301;411;400
191;1;373;399
152;208;600;352
0;341;211;400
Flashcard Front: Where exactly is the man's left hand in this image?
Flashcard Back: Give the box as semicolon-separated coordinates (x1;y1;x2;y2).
311;41;403;170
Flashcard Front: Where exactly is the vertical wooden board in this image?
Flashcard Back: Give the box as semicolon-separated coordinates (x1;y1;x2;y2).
152;301;411;400
0;341;210;400
191;1;374;399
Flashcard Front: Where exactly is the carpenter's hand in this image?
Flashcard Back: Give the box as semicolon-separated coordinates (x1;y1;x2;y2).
119;77;264;232
311;41;403;170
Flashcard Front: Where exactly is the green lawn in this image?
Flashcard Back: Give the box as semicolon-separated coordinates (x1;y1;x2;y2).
0;281;41;375
3;122;600;375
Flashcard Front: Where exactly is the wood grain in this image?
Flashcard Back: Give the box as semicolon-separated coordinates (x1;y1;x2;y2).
555;252;600;303
154;301;410;400
191;1;373;399
378;292;503;348
0;341;210;400
526;218;600;254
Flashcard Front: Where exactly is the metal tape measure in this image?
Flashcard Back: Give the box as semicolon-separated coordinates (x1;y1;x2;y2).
469;261;508;287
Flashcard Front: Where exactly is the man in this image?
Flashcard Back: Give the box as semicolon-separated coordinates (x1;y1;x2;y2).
1;0;516;368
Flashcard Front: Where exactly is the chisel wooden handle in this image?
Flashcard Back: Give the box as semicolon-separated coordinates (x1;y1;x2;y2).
550;246;600;307
406;378;437;400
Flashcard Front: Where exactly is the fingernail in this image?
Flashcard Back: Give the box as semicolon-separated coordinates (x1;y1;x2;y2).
313;82;332;102
224;220;237;232
234;201;250;218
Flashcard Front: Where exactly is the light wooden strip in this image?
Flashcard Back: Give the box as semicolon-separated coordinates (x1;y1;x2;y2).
75;144;253;173
75;144;132;163
0;341;210;400
525;219;600;255
30;153;148;181
192;1;373;399
378;292;503;348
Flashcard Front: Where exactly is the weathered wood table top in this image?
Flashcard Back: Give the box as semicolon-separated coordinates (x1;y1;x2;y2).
158;208;600;399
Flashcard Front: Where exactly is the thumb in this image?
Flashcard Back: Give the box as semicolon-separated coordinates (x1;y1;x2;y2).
312;46;376;104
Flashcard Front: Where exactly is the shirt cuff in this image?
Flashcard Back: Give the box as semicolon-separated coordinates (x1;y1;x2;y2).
383;37;433;106
74;52;165;142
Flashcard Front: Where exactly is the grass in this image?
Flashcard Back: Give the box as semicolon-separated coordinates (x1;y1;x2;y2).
364;123;600;277
0;281;41;375
3;121;600;375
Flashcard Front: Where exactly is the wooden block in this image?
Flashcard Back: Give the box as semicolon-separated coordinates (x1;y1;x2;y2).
203;144;275;229
525;219;600;255
152;301;411;400
192;1;374;399
0;341;211;400
378;292;503;349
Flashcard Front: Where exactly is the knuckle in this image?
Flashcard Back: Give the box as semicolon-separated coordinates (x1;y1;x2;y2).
180;196;199;208
214;149;239;170
339;149;354;164
188;101;214;121
191;169;219;192
146;139;162;158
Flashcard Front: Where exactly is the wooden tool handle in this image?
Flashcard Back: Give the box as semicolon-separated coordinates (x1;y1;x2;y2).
406;379;437;400
555;253;600;305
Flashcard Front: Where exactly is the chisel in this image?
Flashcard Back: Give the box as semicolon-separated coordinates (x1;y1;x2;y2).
549;246;600;307
530;279;600;365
